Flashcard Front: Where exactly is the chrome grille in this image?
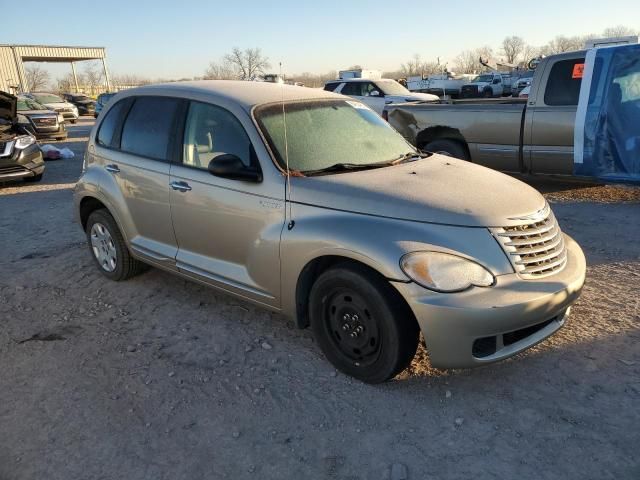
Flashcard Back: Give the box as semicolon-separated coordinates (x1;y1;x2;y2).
491;204;567;278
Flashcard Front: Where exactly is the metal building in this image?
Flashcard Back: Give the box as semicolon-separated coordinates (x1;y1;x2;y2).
0;44;110;94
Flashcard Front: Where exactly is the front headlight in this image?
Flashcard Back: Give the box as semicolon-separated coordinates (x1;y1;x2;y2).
15;135;36;150
400;251;495;293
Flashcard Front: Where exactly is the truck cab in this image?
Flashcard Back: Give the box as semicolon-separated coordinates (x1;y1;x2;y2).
461;73;511;98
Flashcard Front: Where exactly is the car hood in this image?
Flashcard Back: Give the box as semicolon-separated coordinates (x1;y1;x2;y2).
291;155;546;227
44;102;74;109
388;92;439;102
0;91;17;124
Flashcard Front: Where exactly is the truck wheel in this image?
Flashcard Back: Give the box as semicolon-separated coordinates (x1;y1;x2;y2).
424;139;469;160
85;209;145;281
483;89;493;98
309;263;419;384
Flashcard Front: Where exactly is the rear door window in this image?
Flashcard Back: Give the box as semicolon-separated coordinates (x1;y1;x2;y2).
324;82;340;92
120;96;181;161
544;58;586;106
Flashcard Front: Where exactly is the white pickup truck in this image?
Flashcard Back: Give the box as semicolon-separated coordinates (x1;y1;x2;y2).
460;73;513;98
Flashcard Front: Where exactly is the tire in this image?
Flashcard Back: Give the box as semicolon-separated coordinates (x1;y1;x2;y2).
85;209;144;281
424;139;469;160
24;173;43;183
309;264;419;384
71;119;77;124
483;89;493;98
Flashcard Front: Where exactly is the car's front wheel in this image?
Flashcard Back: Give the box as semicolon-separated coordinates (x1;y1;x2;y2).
85;209;144;281
309;264;419;383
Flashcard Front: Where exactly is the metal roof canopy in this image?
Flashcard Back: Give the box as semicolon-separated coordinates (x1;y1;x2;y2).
0;44;110;93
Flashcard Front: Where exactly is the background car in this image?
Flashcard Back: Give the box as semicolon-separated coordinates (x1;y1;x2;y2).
16;95;67;141
518;85;531;98
62;93;96;116
324;78;439;115
0;92;45;183
26;93;79;123
94;92;116;118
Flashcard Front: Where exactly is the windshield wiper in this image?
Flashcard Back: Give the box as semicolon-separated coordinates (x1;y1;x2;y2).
390;151;429;165
302;162;390;176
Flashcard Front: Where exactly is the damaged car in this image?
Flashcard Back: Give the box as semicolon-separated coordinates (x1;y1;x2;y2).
0;92;45;183
74;82;586;383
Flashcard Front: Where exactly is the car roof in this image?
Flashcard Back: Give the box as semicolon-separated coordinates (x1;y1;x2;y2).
116;81;342;111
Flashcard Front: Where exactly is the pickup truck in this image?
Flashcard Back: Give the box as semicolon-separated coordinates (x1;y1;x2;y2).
385;50;587;175
460;72;512;98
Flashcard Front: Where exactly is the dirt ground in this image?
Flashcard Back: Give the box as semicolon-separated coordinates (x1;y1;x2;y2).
1;119;639;480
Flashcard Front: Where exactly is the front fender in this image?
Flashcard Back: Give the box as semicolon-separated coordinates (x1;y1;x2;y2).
279;203;513;319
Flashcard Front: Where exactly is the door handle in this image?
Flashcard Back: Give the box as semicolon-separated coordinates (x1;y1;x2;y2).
170;181;192;192
105;164;120;174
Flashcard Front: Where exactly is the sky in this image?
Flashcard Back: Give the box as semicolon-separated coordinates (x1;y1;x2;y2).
3;0;639;81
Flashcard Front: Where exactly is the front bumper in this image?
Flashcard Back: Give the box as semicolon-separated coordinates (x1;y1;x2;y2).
393;234;586;368
0;144;45;180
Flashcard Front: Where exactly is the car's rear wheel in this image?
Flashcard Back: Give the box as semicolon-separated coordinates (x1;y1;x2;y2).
424;139;469;160
85;209;144;281
309;264;419;383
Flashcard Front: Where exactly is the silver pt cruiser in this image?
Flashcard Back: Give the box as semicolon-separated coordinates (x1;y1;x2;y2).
74;82;586;383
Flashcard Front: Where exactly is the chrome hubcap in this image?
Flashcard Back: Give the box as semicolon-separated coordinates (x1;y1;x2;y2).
90;222;117;272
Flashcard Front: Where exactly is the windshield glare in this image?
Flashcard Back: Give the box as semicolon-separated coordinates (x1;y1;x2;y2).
34;94;63;103
17;98;47;110
255;99;415;173
376;79;410;96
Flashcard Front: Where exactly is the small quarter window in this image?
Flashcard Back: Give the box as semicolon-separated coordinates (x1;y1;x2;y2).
96;99;128;148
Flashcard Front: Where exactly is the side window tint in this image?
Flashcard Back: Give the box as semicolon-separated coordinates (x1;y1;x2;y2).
544;58;585;106
183;102;253;170
97;99;127;148
324;82;339;92
120;96;180;160
340;83;362;96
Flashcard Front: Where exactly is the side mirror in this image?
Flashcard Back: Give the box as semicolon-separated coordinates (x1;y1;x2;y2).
208;153;262;183
369;90;381;97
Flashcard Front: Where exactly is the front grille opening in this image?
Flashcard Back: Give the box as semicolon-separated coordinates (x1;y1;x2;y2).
473;336;497;358
492;205;568;278
503;318;555;346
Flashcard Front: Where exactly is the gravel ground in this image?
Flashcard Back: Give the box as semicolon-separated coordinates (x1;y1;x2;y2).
1;119;639;480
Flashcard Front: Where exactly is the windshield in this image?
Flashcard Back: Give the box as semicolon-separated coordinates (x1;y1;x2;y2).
17;98;48;111
255;99;416;173
376;79;411;96
34;94;64;104
472;75;494;83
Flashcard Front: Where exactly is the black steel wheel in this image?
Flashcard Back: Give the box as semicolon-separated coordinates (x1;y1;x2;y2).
309;263;419;383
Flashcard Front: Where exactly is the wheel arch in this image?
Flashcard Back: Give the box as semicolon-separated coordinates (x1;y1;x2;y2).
416;126;471;159
79;196;109;230
294;255;416;330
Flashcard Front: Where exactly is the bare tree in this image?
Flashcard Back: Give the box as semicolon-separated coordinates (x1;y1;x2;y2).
502;36;526;64
84;62;104;95
204;59;236;80
603;25;638;37
540;35;584;55
25;65;50;92
397;54;441;78
224;47;271;80
56;72;84;94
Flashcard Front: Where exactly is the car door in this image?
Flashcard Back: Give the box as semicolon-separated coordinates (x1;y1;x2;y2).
169;100;284;308
524;56;583;174
95;96;182;266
